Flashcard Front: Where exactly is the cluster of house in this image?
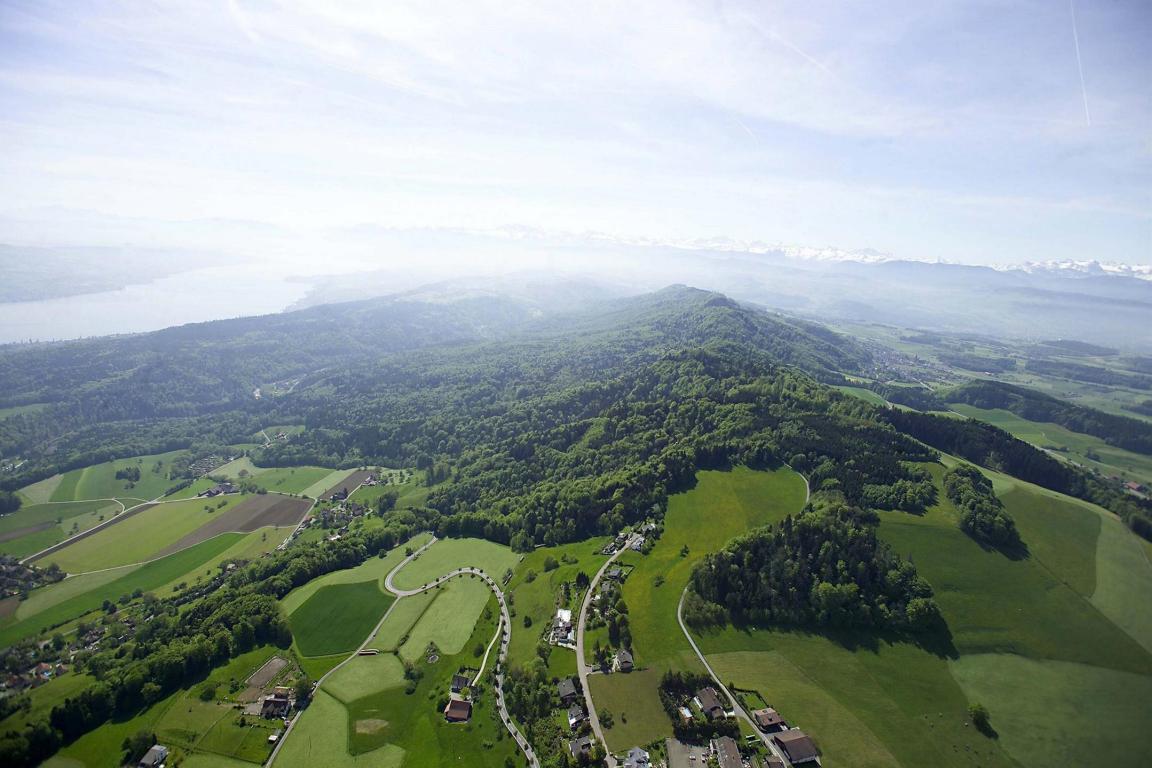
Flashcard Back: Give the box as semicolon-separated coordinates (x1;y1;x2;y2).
668;686;818;766
197;481;235;498
186;453;234;477
3;661;67;693
443;673;474;723
1109;476;1148;496
599;522;657;556
1;555;64;599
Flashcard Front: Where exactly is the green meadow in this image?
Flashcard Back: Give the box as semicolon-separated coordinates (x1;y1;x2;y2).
47;449;189;504
40;495;246;573
276;568;515;768
505;536;610;669
0;499;120;558
387;537;520;591
686;462;1152;768
289;580;395;657
396;577;493;660
279;533;431;615
590;466;808;751
951;403;1152;486
0;535;242;647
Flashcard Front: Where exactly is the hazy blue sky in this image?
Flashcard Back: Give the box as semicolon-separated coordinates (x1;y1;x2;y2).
1;0;1148;266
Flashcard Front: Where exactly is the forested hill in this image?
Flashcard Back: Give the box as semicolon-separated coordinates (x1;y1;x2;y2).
0;285;870;487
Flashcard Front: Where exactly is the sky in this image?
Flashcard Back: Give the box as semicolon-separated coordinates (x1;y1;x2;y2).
0;0;1149;268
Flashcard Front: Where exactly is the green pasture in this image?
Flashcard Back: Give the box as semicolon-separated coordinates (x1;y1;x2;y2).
587;668;669;750
387;536;520;591
595;466;806;750
13;565;138;623
18;473;63;505
324;654;407;702
506;537;610;669
0;499;121;558
0;671;94;733
371;589;437;651
834;385;888;406
249;466;336;496
48;449;188;503
289;580;394;657
154;527;282;598
299;469;356;499
952;403;1152;485
0;534;241;647
273;690;406;768
41;495;245;572
397;577;493;660
279;533;430;614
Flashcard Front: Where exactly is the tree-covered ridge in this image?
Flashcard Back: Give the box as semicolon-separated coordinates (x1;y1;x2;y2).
0;286;869;489
882;408;1152;542
944;379;1152;455
943;464;1022;552
686;500;941;633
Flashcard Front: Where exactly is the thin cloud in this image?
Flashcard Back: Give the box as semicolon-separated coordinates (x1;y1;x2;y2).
1069;0;1091;126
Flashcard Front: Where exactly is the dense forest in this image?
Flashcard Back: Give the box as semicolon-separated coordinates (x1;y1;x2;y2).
686;499;941;633
942;463;1023;552
944;379;1152;454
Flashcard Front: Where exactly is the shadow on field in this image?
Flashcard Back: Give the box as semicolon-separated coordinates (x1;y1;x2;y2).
724;615;960;660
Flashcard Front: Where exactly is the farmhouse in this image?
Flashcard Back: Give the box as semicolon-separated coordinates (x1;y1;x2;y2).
557;677;579;705
614;648;634;672
695;686;726;719
568;736;594;760
137;744;169;768
774;729;819;764
753;707;787;732
451;674;471;693
443;698;472;722
552;608;575;644
711;735;742;768
623;746;651;767
605;567;624;581
260;687;292;718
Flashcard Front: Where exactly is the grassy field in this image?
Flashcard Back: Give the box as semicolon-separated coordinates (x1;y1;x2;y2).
687;462;1152;768
324;653;407;702
0;534;242;647
17;473;63;504
0;499;122;558
212;459;336;496
589;466;807;750
951;403;1152;486
387;537;521;591
46;449;188;503
299;469;356;499
289;580;395;657
279;533;430;615
834;385;888;406
277;574;515;768
274;689;406;768
505;537;610;669
396;577;493;660
371;589;437;651
40;495;247;572
587;668;670;750
154;527;282;597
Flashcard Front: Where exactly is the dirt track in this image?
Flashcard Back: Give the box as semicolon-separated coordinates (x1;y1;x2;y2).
155;494;311;557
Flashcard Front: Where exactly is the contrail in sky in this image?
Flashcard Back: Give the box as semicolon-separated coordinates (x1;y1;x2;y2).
733;116;757;139
1070;0;1091;126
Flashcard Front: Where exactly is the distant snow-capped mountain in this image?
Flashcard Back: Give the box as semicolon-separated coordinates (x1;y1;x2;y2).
1007;260;1152;281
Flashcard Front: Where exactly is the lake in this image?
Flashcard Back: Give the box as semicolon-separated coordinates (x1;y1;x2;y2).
0;264;314;344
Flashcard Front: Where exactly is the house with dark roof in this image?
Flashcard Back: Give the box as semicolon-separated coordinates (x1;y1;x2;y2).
695;686;725;719
443;698;472;722
567;703;588;730
557;677;579;705
764;755;786;768
774;729;819;764
614;648;634;672
451;674;470;693
260;687;291;718
711;735;742;768
753;706;787;732
568;735;593;760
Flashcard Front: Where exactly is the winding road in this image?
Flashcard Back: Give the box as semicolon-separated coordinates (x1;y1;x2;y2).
574;534;640;767
268;535;541;768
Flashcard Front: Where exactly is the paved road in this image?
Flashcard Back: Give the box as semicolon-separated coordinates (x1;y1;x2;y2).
575;535;639;767
271;535;541;768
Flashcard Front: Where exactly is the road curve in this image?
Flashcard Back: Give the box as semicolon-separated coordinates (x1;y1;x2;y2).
575;535;639;767
676;586;791;766
271;534;541;768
